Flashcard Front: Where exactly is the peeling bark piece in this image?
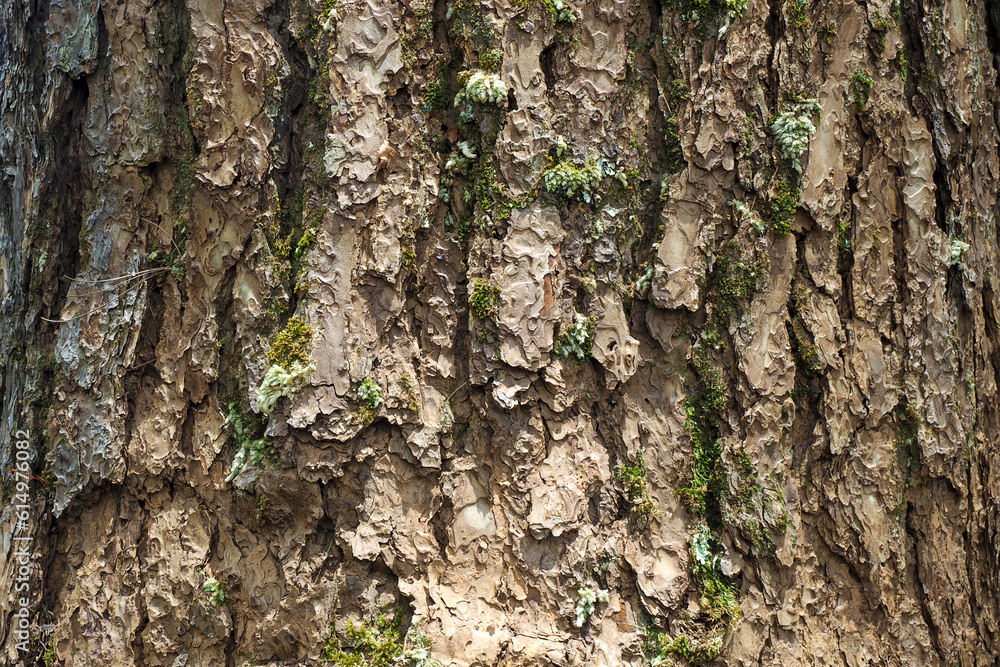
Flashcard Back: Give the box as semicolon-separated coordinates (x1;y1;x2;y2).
497;205;564;370
46;0;100;77
592;286;639;388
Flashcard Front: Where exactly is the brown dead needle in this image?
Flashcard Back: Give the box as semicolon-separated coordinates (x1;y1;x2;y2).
7;468;47;484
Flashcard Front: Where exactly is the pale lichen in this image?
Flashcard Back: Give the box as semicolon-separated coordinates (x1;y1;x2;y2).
455;70;506;106
950;237;970;266
256;317;315;414
543;161;602;202
444;141;477;173
256;361;315;414
542;0;577;23
225;446;247;484
573;586;609;627
634;264;654;299
554;312;595;362
730;199;766;236
771;98;821;171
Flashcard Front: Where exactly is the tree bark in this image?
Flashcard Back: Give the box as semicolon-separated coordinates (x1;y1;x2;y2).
1;0;999;664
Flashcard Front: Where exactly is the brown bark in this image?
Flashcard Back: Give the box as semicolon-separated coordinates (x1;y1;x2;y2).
1;0;999;664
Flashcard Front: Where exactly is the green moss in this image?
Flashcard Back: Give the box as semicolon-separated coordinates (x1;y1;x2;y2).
680;351;727;521
771;175;801;234
307;63;331;117
849;68;874;112
169;105;198;217
689;524;741;618
264;295;290;322
787;0;809;28
227;403;274;465
731;200;766;236
202;575;226;607
541;0;577;24
543;160;602;203
446;0;496;54
743;517;773;554
714;241;767;319
225;400;277;482
417;19;434;39
644;526;741;664
871;12;892;52
734;452;760;507
790;318;823;373
680;243;764;524
664;113;684;174
256;318;315;415
443;144;522;243
263;187;303;261
422;62;451;112
358;378;384;412
645;629;722;663
294;207;323;260
267;317;314;369
323;612;404;666
837;218;853;269
456;217;473;243
896;50;909;85
470;159;513;225
616;455;659;520
322;609;438;666
470;279;501;320
666;0;747;40
401;376;421;413
478;48;503;72
730;451;787;558
43;635;55;667
669;78;688;100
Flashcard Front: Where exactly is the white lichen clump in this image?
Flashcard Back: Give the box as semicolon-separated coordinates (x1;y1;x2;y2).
444;141;477;173
730;199;766;235
634;263;654;298
573;586;609;627
552;134;569;157
555;312;595;362
225;446;247;483
456;71;507;106
405;627;440;667
544;161;603;202
256;361;315;414
771;99;821;171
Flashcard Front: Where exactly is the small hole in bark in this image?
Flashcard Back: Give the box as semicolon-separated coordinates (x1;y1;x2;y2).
540;44;557;93
507;88;518;111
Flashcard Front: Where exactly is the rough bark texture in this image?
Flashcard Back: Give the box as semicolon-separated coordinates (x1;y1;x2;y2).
2;0;1000;664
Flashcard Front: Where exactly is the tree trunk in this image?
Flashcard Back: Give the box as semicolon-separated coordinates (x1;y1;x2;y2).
2;0;999;664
